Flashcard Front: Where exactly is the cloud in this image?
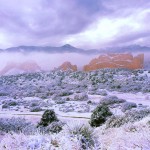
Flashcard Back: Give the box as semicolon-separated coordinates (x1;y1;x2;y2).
64;1;150;49
0;0;108;48
0;0;149;49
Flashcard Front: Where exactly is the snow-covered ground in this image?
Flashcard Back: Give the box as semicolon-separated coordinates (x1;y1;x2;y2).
108;91;150;106
0;91;149;124
0;69;149;149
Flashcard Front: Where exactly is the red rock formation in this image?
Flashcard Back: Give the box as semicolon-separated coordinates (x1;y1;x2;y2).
58;61;77;71
0;61;42;75
84;53;144;71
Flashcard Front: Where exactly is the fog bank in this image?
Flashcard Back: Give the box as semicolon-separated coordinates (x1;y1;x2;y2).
0;52;98;71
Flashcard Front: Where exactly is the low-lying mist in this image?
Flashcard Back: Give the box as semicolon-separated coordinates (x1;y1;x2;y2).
0;51;149;73
0;52;98;71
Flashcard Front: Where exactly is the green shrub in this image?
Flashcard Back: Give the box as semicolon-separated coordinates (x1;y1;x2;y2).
89;104;112;127
37;109;58;127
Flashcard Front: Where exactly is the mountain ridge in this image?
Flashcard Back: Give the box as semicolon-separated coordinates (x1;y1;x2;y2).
1;44;150;54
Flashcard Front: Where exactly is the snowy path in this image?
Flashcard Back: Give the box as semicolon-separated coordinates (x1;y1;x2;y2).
0;111;90;124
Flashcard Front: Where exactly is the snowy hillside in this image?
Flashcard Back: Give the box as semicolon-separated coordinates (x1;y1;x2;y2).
0;68;149;149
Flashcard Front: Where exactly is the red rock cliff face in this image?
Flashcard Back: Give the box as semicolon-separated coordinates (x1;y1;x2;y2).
0;61;42;75
83;53;144;71
58;61;77;71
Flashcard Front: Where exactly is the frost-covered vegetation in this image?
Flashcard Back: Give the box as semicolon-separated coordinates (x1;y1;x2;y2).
0;69;150;99
0;115;149;150
0;68;149;149
89;104;112;127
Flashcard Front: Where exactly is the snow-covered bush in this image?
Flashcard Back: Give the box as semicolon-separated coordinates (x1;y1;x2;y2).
88;86;98;95
100;96;126;106
121;102;137;112
59;105;75;112
0;117;34;133
58;90;73;97
37;109;59;127
77;104;90;113
64;97;71;101
2;103;10;109
52;95;61;101
106;108;150;128
0;92;8;96
2;100;18;107
0;133;50;150
55;98;66;104
30;106;43;112
98;116;150;150
142;84;150;92
88;91;96;95
89;104;112;127
67;123;98;149
106;115;128;128
0;128;100;150
74;93;88;101
43;121;64;134
96;90;108;96
29;100;40;107
87;100;92;104
88;86;98;92
0;117;149;150
7;100;18;106
125;108;150;122
22;124;37;135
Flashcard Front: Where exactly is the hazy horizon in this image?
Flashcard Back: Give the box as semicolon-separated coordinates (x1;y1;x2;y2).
0;51;149;73
0;52;99;71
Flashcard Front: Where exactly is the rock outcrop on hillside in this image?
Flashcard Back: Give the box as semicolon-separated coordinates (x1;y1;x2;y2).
0;61;42;75
57;61;77;71
84;53;144;71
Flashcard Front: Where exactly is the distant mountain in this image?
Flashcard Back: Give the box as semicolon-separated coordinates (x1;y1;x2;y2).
2;44;100;54
100;45;150;53
1;44;150;54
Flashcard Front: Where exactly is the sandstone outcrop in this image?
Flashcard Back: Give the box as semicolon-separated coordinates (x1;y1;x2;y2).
0;61;42;75
57;61;77;71
84;53;144;71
